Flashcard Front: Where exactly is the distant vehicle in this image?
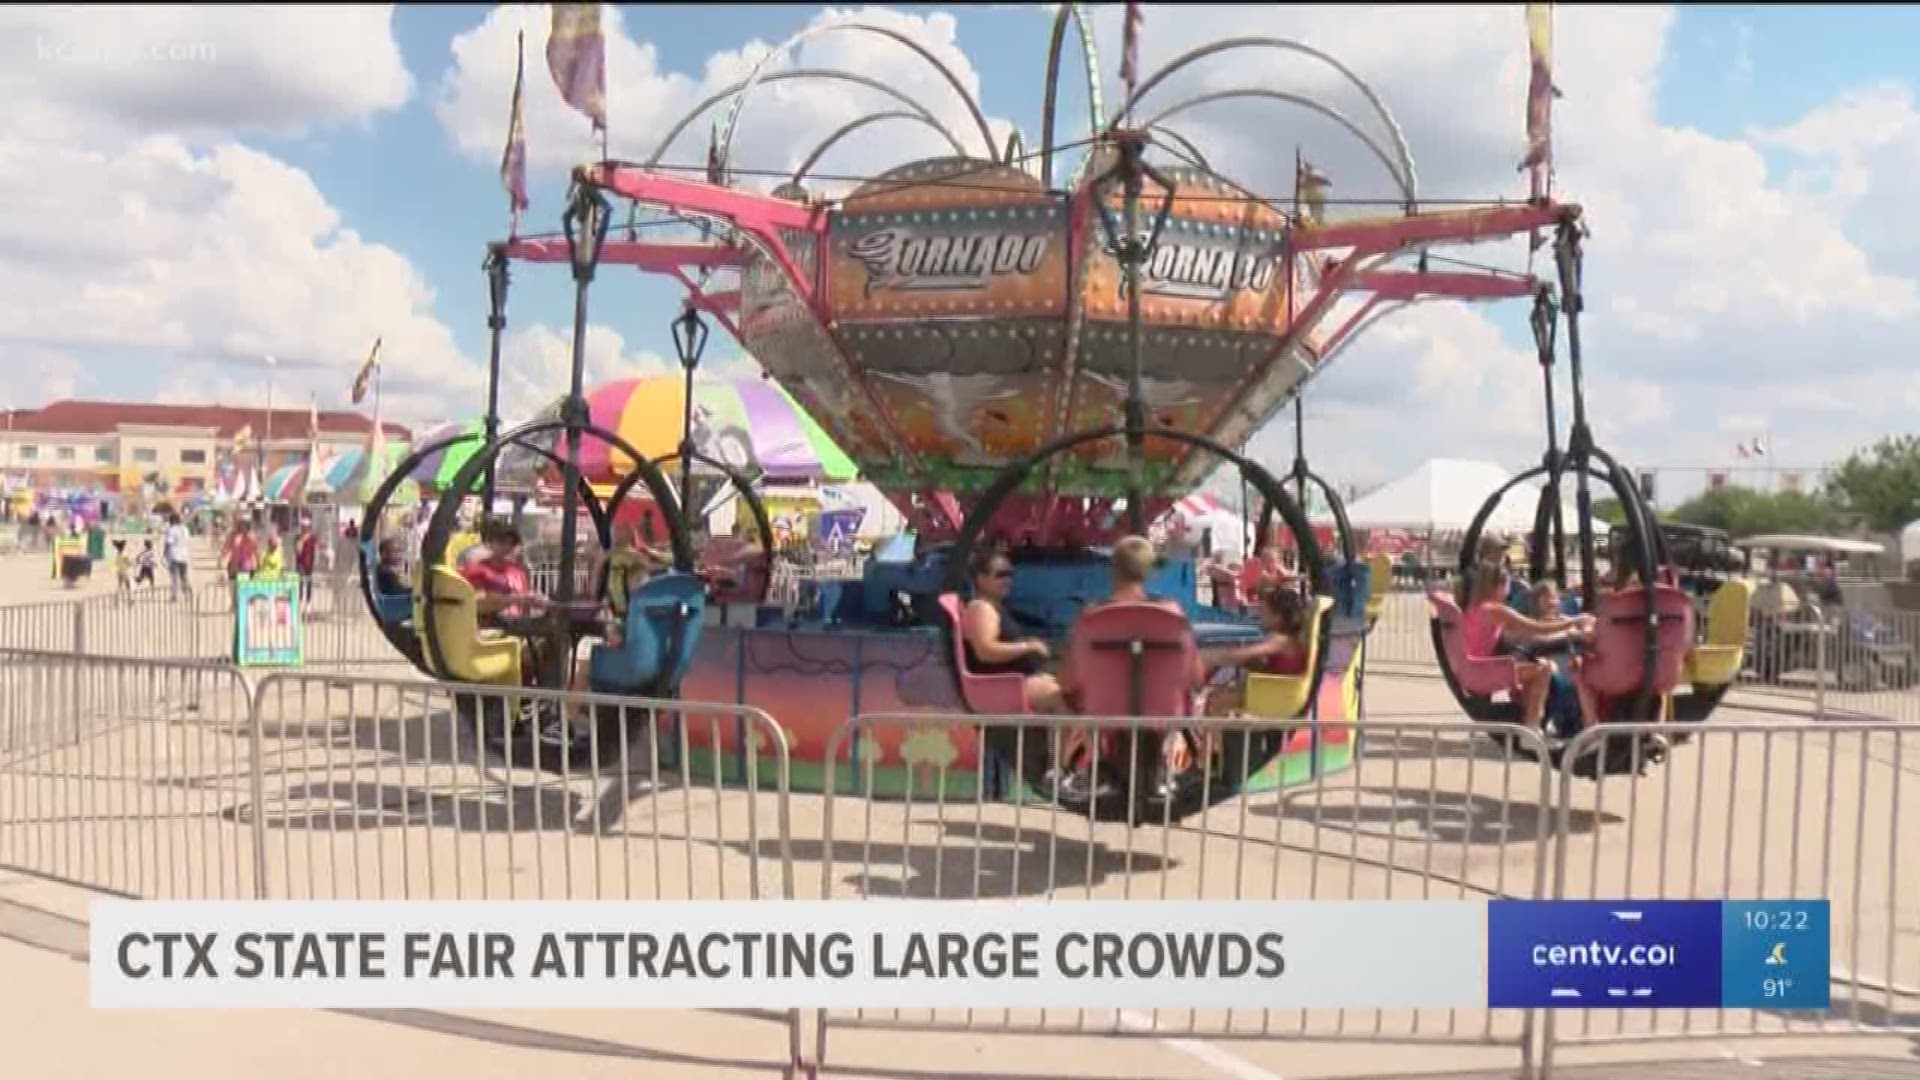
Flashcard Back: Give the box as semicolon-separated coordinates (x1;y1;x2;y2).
1736;534;1913;690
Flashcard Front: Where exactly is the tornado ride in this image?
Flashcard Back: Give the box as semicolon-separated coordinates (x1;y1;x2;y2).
364;10;1690;815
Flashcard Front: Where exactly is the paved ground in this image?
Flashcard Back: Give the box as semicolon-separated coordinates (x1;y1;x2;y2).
0;546;1916;1079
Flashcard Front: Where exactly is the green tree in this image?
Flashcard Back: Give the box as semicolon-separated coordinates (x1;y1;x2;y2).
1668;486;1842;537
1592;497;1626;527
1828;435;1920;533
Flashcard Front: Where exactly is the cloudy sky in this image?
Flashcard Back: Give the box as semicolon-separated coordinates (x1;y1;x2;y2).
5;4;1917;503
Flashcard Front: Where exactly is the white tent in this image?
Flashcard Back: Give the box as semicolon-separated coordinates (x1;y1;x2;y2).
1902;518;1920;569
1346;458;1571;534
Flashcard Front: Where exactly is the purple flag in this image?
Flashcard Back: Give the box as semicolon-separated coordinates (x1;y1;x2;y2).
501;31;529;217
547;3;606;132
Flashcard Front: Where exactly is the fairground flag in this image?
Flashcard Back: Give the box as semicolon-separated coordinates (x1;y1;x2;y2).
1751;436;1768;458
501;30;530;224
1297;157;1331;223
1119;2;1144;98
1737;442;1751;460
1519;3;1560;175
705;121;726;186
547;3;607;132
350;338;382;405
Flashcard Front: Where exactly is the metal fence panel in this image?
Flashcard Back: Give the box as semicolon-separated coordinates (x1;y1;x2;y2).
1367;589;1440;669
1544;720;1920;1073
0;649;259;900
246;671;794;904
809;712;1554;1072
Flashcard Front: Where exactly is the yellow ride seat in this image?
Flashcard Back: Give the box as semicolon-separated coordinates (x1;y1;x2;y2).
1243;595;1336;719
1683;578;1754;688
1364;554;1392;624
413;565;522;687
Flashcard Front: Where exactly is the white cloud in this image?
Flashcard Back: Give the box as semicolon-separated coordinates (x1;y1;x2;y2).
437;4;1006;198
0;6;411;140
0;7;476;431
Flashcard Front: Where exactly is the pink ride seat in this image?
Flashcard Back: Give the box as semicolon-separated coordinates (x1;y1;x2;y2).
1069;602;1199;718
936;593;1030;715
1427;591;1521;697
1576;585;1696;699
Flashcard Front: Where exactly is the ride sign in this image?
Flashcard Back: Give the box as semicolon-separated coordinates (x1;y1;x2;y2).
1486;900;1830;1009
232;575;304;667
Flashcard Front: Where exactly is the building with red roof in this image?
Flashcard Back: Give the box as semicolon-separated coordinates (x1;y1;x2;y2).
0;400;410;495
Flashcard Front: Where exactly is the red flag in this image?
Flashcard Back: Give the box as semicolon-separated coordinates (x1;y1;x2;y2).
501;30;529;219
547;4;607;132
1119;2;1144;95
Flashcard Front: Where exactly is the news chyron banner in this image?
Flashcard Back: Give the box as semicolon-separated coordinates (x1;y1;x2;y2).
88;900;1830;1010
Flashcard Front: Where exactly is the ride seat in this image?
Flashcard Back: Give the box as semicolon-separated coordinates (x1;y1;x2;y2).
1244;595;1336;719
935;593;1030;714
1208;565;1244;613
1427;591;1521;698
1576;584;1697;698
361;540;414;625
414;565;521;687
1068;602;1199;717
1364;554;1393;625
589;572;706;696
1683;578;1753;688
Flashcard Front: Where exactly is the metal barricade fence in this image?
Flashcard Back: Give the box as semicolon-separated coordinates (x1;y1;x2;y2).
1369;588;1440;669
1819;605;1920;724
244;671;802;1076
0;599;83;653
810;712;1554;1075
247;671;794;905
1542;720;1920;1073
0;649;258;899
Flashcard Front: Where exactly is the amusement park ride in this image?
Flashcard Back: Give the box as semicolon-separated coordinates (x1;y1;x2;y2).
360;7;1752;818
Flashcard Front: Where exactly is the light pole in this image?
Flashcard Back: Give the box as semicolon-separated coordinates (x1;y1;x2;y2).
557;180;611;689
263;354;278;514
671;305;710;525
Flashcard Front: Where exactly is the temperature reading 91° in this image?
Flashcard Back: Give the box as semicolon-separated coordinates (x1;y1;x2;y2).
1763;977;1795;998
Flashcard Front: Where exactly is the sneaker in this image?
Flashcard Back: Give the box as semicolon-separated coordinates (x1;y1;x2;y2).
1045;767;1092;804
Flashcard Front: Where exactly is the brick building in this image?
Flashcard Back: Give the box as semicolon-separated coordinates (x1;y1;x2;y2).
0;400;410;495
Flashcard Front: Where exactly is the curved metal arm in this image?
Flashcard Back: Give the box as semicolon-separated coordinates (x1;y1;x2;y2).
1113;36;1419;209
790;111;969;186
718;23;1000;171
645;68;963;168
1144;123;1213;173
1039;2;1104;187
1142;88;1416;205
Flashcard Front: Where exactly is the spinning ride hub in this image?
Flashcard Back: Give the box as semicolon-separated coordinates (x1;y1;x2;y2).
571;157;1568;549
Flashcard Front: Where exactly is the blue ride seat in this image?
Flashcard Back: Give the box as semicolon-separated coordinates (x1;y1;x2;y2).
588;572;706;696
1324;560;1371;621
373;591;414;626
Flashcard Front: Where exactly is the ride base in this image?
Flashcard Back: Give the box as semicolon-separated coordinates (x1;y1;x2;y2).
673;554;1364;800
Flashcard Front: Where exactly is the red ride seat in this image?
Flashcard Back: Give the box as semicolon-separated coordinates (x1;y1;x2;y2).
1068;602;1199;717
1575;585;1696;699
1427;591;1521;697
936;593;1030;714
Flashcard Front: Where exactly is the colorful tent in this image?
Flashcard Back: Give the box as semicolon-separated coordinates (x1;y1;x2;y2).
406;420;488;488
522;375;858;485
263;445;415;507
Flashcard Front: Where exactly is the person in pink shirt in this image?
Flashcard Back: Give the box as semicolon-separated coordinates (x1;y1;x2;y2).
1461;563;1595;733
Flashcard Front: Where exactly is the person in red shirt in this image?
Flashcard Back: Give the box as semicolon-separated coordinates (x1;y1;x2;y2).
294;519;318;604
221;519;259;582
459;524;545;627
